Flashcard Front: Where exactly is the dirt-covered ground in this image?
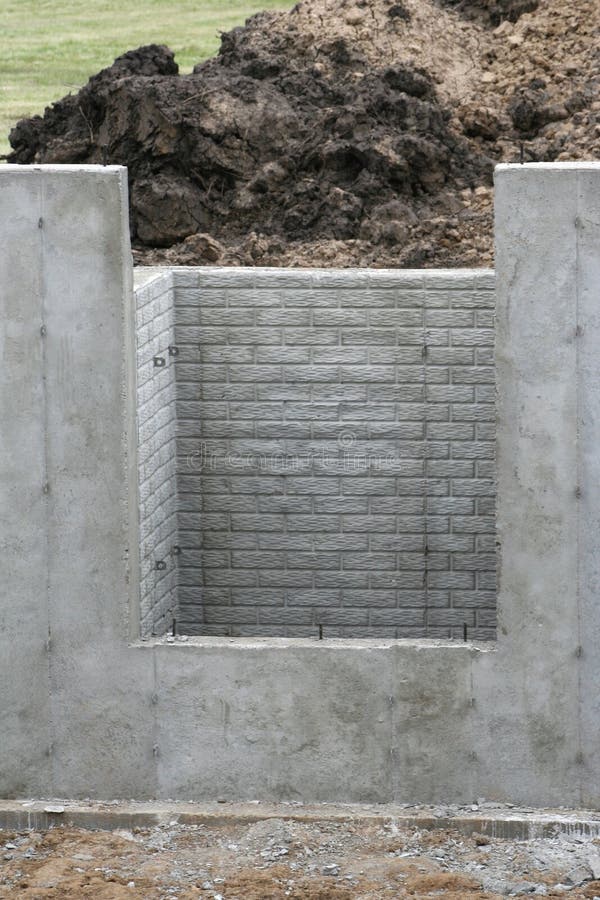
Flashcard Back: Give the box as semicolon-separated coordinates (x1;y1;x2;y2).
4;811;600;898
6;0;600;268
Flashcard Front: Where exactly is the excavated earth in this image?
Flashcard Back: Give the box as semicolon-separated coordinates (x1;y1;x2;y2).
6;0;600;267
5;810;600;898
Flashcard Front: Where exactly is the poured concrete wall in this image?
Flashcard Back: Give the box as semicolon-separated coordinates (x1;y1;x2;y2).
171;268;496;638
0;165;150;798
1;163;600;807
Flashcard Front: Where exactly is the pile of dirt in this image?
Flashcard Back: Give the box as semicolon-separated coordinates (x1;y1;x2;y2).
6;0;599;268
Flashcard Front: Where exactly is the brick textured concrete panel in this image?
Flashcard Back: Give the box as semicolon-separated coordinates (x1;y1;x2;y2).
135;271;179;637
166;268;496;639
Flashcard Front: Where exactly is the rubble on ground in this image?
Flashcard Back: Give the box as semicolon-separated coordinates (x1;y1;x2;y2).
5;806;600;897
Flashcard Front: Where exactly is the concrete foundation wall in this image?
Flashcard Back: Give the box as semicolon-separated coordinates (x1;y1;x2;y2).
170;268;496;638
2;163;600;808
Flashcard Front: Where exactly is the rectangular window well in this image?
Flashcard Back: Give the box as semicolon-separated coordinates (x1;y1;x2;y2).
134;267;497;641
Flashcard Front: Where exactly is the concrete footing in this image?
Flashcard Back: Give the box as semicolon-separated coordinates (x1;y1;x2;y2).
2;801;600;841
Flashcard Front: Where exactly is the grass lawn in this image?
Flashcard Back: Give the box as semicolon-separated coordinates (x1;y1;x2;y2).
0;0;292;159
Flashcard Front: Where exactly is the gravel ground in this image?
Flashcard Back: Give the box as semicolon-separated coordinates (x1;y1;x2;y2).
4;804;600;898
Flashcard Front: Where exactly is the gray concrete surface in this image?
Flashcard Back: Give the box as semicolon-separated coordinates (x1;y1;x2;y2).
0;166;155;799
1;163;599;806
488;162;600;808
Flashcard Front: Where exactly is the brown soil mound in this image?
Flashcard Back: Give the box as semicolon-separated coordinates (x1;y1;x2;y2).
7;0;599;268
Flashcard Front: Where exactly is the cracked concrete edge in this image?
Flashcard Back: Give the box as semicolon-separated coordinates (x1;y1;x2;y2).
1;801;600;840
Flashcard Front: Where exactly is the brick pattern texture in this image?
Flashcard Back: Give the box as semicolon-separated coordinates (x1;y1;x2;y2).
170;268;497;639
135;272;179;637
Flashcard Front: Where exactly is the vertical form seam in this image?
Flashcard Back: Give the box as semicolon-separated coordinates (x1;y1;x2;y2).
575;172;584;806
388;644;399;802
151;645;160;790
39;174;55;795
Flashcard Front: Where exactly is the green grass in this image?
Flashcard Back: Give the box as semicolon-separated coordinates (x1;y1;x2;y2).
0;0;292;158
